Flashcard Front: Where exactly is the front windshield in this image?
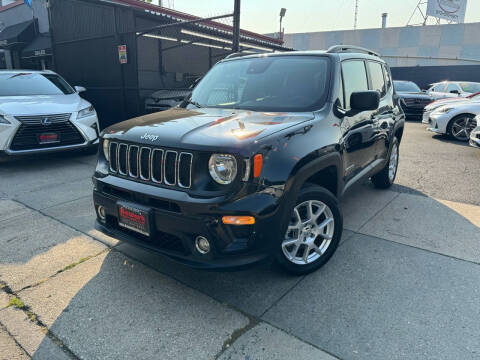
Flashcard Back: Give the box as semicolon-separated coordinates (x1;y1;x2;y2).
0;73;75;96
394;81;421;93
188;56;330;112
459;82;480;93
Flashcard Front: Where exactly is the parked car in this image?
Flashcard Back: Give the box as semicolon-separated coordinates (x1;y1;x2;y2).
426;81;480;99
93;46;404;275
425;101;479;141
145;89;192;113
394;80;432;120
145;78;201;113
0;70;99;156
422;92;480;124
470;117;480;148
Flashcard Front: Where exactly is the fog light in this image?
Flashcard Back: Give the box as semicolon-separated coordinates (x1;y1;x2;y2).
97;205;106;221
195;236;210;254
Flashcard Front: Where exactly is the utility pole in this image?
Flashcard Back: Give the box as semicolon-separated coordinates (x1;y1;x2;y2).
232;0;240;52
354;0;359;29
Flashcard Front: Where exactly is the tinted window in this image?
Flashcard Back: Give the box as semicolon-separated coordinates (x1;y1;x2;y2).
383;65;392;91
189;56;330;112
338;77;345;108
0;73;75;96
368;61;386;97
394;81;421;92
342;60;368;109
446;83;460;93
433;83;446;92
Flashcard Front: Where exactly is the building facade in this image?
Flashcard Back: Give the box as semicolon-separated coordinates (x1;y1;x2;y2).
284;22;480;88
0;0;50;69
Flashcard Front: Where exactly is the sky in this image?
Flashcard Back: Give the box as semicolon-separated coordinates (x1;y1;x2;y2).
154;0;480;34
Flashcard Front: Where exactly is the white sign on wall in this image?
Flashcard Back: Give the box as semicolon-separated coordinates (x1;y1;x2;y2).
426;0;468;23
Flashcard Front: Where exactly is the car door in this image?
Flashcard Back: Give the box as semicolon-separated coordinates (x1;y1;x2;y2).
366;60;394;162
340;60;378;182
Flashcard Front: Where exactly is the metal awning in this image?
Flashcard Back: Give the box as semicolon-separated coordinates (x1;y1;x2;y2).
0;20;35;49
21;33;52;58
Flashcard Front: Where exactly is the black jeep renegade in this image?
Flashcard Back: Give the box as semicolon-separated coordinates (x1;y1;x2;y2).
93;46;405;274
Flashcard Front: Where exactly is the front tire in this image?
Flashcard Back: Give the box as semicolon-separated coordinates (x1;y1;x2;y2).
275;186;343;275
371;137;399;189
447;114;476;142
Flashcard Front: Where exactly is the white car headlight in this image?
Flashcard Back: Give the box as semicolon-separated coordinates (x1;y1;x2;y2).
77;105;96;119
208;154;237;185
439;107;454;113
0;115;11;124
103;139;110;161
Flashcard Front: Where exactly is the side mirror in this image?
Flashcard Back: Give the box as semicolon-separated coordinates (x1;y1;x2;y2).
350;91;380;112
75;86;86;93
450;89;460;95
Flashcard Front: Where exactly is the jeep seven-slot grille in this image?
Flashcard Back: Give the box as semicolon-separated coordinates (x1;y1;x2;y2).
109;142;193;189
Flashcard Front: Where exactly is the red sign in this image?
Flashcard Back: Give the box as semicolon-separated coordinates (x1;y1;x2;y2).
118;45;127;64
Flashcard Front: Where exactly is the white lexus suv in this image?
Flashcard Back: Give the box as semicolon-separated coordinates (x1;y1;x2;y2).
0;70;99;157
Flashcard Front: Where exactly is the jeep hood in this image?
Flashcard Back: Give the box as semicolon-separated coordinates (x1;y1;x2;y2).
103;107;315;149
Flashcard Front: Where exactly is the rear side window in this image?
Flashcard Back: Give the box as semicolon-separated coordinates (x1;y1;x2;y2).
367;61;386;97
383;64;392;91
341;60;368;109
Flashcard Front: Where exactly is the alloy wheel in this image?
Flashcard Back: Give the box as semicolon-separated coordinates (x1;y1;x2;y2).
282;200;335;265
388;142;399;182
451;116;477;141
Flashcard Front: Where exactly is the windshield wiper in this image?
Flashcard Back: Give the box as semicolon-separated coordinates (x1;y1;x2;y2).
184;99;203;108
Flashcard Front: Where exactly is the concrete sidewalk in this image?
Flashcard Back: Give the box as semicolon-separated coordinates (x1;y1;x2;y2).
1;152;480;360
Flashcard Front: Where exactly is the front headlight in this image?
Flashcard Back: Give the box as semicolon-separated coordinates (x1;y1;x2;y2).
103;139;110;161
0;115;11;124
208;154;237;185
77;105;96;119
439;107;454;113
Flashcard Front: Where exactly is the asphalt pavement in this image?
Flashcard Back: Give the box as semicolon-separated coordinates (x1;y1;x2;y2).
0;121;479;360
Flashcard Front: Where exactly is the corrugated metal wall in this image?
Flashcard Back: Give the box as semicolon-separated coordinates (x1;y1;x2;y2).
284;22;480;67
50;0;139;129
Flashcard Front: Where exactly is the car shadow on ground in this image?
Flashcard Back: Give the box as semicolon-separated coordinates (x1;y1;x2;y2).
12;181;478;359
431;134;472;147
0;150;97;168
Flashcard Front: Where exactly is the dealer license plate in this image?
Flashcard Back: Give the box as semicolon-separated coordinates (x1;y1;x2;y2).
38;133;60;144
117;202;151;236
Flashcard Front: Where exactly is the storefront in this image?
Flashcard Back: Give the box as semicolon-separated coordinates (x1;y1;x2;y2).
0;0;50;69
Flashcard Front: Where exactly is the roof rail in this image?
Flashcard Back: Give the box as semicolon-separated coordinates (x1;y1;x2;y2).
326;45;380;57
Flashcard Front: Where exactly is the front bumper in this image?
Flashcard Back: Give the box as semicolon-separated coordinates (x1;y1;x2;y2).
0;113;99;155
425;112;449;135
401;106;425;121
93;175;286;270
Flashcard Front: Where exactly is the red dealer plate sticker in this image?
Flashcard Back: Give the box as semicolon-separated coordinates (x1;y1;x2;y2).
38;133;59;144
117;202;151;236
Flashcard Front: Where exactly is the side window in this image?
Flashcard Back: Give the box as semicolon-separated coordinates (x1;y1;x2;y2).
341;60;368;109
433;83;446;92
338;76;345;108
367;61;386;97
383;64;392;91
446;83;459;93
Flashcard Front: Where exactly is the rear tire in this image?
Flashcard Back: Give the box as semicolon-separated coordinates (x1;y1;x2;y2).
371;137;399;189
275;185;343;275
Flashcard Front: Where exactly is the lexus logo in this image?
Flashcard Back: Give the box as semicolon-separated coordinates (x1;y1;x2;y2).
41;117;52;126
